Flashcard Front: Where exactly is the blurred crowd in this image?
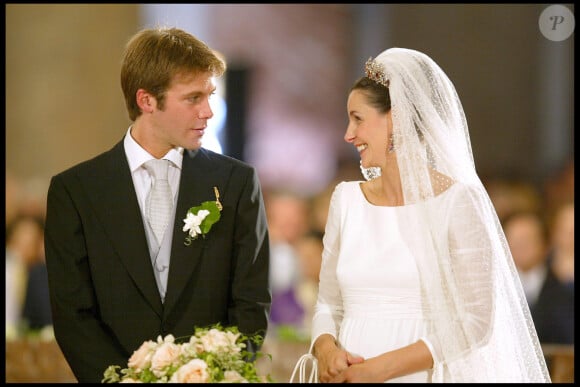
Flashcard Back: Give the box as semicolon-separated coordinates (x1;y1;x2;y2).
6;171;52;340
6;158;574;348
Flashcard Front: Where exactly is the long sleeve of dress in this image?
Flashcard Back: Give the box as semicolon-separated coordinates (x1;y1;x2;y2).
419;184;495;375
420;186;493;362
416;183;541;381
309;183;345;353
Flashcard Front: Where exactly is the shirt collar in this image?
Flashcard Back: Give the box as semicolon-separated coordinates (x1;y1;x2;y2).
123;126;184;172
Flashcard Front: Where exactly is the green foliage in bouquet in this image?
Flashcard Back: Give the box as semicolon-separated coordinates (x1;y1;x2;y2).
102;324;271;383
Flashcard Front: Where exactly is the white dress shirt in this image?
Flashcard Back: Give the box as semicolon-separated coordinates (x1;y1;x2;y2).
123;127;183;212
517;264;548;307
123;126;184;301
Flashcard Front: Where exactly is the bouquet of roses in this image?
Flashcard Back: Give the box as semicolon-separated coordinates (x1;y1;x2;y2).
102;324;271;383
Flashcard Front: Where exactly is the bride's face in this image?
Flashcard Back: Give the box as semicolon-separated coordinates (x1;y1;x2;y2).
345;89;392;169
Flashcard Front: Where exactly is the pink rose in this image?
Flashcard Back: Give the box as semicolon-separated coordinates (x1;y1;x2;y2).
169;359;210;383
200;328;240;353
127;340;156;372
150;341;182;377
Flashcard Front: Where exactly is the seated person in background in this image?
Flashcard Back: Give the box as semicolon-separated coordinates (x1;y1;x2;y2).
265;190;310;331
546;201;574;288
295;230;324;336
22;220;53;331
503;210;574;345
6;214;47;336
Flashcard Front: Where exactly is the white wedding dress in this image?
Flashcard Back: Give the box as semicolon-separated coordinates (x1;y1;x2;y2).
311;180;463;383
310;47;551;383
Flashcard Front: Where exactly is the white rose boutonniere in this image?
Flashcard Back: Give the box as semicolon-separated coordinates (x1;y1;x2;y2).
182;187;223;246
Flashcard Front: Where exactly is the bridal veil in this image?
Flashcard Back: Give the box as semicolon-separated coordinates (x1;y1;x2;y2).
363;47;551;382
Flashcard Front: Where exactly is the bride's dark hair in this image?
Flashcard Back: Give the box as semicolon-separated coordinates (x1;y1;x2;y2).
351;77;391;113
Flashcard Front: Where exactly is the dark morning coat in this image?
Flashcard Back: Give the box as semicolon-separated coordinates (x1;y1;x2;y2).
530;261;574;345
44;140;271;382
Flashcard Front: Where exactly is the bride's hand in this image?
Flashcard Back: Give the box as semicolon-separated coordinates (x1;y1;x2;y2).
331;356;385;383
318;348;363;383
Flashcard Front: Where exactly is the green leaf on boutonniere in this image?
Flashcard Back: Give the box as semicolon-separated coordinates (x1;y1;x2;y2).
189;201;221;235
183;187;224;246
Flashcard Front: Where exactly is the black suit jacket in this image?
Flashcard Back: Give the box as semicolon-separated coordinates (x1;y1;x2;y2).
530;264;574;345
44;140;271;382
22;262;53;330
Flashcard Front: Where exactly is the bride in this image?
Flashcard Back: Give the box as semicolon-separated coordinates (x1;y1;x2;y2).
309;47;551;383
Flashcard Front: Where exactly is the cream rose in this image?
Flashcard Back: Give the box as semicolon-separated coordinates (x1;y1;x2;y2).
127;340;156;372
150;341;182;377
201;328;240;353
222;370;248;383
185;336;205;356
169;358;210;383
119;378;143;383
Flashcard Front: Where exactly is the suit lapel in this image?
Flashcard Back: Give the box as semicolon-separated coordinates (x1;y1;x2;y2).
162;149;232;316
80;141;163;316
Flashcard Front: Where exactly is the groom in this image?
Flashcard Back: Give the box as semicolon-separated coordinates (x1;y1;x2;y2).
44;27;271;383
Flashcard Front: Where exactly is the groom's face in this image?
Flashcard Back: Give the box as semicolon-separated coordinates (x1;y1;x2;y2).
151;71;218;151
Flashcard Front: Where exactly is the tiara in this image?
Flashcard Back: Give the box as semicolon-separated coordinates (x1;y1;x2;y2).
364;57;389;88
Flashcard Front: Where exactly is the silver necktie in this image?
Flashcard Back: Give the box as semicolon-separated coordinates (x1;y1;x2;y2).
144;159;173;243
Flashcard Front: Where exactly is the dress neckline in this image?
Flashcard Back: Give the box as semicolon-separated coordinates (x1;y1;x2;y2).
357;182;404;208
356;181;457;208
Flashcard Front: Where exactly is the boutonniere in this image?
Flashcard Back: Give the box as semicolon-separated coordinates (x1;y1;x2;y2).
182;187;223;246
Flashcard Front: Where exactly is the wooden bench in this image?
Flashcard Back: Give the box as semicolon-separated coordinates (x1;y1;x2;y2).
542;343;574;383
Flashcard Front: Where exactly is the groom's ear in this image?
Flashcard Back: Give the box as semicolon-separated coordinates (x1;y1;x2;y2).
136;88;156;114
